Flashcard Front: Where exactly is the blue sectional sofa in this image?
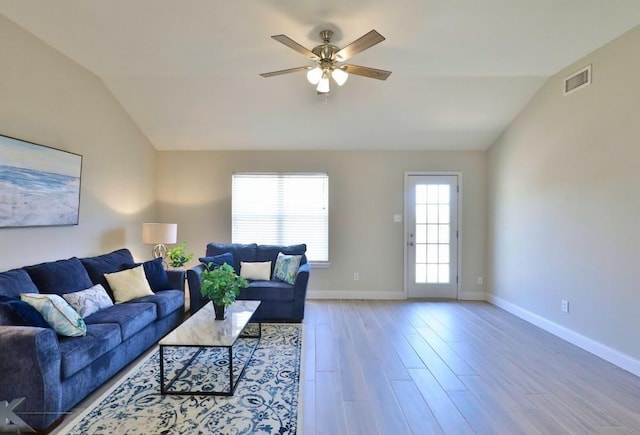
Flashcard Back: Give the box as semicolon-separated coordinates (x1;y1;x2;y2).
0;249;185;431
187;243;309;322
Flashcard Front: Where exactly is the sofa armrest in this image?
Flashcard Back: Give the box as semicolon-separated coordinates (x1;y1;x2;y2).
291;262;310;320
0;326;62;430
166;269;186;291
187;264;206;316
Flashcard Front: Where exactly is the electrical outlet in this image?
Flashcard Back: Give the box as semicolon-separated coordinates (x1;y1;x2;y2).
353;272;359;281
561;300;569;313
477;276;483;285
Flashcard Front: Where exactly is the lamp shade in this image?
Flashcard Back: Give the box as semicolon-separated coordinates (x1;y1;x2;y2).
306;67;322;85
142;223;177;245
316;74;330;93
332;68;349;86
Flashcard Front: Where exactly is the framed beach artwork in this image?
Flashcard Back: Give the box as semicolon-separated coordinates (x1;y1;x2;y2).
0;134;82;228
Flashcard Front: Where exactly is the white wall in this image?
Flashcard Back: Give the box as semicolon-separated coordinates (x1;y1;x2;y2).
487;26;640;368
0;15;158;270
157;150;486;299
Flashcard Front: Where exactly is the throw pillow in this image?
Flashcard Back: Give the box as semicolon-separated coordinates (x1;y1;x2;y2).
240;261;272;281
199;252;234;270
0;295;50;328
20;293;86;337
272;252;302;285
63;284;114;318
122;258;172;292
104;265;154;303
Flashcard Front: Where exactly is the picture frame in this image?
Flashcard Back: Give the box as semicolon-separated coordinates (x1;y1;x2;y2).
0;134;82;228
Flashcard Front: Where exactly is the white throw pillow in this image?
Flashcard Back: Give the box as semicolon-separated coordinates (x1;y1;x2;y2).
63;284;114;318
20;293;87;337
104;265;154;303
240;261;272;281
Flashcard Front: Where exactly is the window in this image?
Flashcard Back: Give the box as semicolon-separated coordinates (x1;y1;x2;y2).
232;173;329;262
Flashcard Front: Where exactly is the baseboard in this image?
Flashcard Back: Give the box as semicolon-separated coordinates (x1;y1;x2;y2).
306;290;405;300
459;291;486;301
488;294;640;377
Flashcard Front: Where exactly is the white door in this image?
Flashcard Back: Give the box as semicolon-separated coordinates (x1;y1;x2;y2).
406;174;459;299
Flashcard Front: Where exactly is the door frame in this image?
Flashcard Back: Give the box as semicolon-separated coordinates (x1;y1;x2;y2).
403;171;463;300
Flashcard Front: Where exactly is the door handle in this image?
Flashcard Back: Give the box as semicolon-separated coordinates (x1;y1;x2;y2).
407;233;414;247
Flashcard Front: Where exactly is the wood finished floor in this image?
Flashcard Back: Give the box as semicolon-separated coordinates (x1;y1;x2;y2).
302;300;640;435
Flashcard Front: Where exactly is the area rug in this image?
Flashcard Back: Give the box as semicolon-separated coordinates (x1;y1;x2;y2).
61;323;302;434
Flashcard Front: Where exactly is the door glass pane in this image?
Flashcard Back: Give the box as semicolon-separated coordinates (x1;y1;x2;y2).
427;185;439;203
427;205;438;223
427;264;438;283
439;205;449;223
427;244;438;262
439;185;450;204
438;224;449;244
416;185;427;204
438;264;450;283
427;224;438;243
416;264;427;283
438;245;449;263
416;205;427;224
416;224;427;243
416;244;427;263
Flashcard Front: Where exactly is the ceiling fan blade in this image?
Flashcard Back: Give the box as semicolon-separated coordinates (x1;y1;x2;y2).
342;64;392;80
271;34;320;60
335;30;385;61
259;66;311;78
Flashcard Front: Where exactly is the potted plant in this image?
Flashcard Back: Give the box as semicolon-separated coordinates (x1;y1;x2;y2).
166;242;194;268
200;263;249;320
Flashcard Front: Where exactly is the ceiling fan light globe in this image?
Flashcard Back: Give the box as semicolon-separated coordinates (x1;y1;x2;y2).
332;68;349;86
317;76;330;93
306;67;322;85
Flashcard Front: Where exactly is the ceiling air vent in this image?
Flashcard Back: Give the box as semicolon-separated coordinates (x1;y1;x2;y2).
564;65;591;95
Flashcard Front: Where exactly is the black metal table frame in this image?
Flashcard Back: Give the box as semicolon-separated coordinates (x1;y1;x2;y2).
159;322;262;396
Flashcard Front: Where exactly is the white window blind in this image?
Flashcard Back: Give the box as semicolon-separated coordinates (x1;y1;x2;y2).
232;173;329;262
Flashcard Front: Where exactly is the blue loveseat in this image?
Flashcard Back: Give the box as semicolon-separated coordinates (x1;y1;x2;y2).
187;243;310;322
0;249;185;431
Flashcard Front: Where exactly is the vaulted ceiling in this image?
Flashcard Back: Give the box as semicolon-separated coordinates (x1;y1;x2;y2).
2;1;639;151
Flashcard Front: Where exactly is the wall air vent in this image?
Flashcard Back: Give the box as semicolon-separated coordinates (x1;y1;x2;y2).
564;65;591;95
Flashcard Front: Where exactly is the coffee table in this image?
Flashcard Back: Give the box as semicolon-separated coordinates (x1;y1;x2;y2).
159;300;261;396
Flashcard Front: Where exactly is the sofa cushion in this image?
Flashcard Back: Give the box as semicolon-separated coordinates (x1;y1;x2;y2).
21;293;87;337
0;268;40;298
0;295;50;328
127;290;184;318
24;257;93;295
80;249;135;298
241;280;295;302
105;265;154;303
199;252;234;269
84;302;157;341
257;244;307;270
205;243;257;274
273;253;302;285
58;323;122;379
62;284;114;318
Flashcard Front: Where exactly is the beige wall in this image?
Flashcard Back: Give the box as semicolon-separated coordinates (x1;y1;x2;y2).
157;150;486;298
487;26;640;364
0;15;157;270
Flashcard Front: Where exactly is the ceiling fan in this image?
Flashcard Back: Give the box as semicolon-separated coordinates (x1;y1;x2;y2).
260;29;391;95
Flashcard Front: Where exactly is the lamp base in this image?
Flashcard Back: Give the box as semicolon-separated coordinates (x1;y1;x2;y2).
152;244;169;269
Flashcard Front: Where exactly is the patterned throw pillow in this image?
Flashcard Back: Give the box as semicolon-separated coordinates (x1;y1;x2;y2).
272;253;302;285
104;265;154;303
20;293;87;337
63;284;114;318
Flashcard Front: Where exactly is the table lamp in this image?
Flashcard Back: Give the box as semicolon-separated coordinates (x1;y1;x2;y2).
142;223;177;260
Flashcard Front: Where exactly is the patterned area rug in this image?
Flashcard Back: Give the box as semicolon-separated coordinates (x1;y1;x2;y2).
61;324;302;434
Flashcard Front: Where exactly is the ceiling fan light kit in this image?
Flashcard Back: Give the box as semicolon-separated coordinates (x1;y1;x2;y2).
260;28;391;96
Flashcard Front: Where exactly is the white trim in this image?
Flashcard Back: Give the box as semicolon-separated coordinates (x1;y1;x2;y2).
403;171;462;300
488;294;640;377
307;290;406;300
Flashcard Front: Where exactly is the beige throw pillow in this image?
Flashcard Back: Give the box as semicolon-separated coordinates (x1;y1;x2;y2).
104;265;154;303
240;261;272;281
